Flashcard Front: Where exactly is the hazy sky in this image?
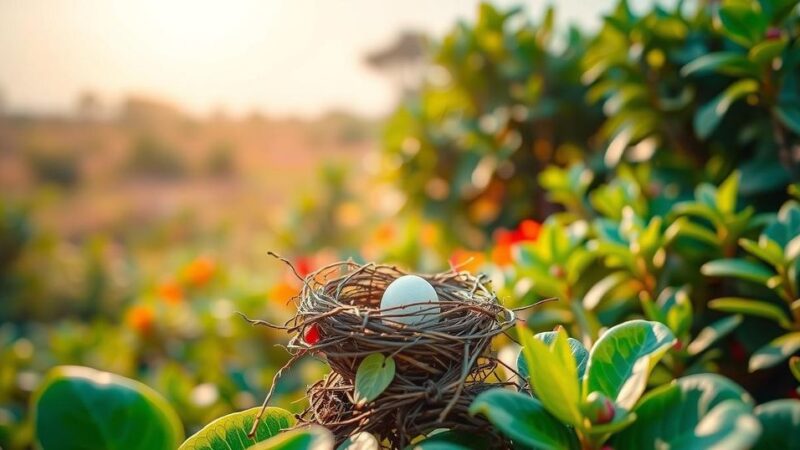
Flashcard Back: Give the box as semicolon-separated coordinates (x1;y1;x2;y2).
0;0;632;118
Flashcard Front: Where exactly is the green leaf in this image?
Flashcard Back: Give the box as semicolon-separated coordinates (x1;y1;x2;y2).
584;320;676;410
750;332;800;371
404;430;489;450
739;238;785;268
775;104;800;134
687;315;743;356
709;298;793;328
517;331;590;381
337;432;379;450
354;353;396;406
718;2;767;47
749;38;788;65
247;426;334;450
583;271;630;310
790;356;800;382
613;374;759;450
753;400;800;450
665;217;719;247
518;326;583;426
180;407;295;450
469;389;579;450
694;79;759;139
33;366;183;450
701;258;774;284
681;52;759;77
717;171;740;215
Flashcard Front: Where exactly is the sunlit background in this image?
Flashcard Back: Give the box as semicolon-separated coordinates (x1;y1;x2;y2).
1;0;625;117
12;0;799;448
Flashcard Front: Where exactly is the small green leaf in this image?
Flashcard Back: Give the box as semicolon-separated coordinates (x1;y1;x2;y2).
613;374;759;450
584;320;675;410
518;326;583;426
750;332;800;371
354;353;396;406
518;331;590;381
790;356;800;382
749;38;788;65
718;2;767;47
180;407;295;450
247;426;334;450
694;79;759;139
739;238;785;268
701;258;774;284
33;366;183;450
665;217;719;247
469;389;579;450
775;104;800;134
687;315;743;356
753;400;800;450
583;271;630;310
709;297;793;328
681;52;759;77
717;171;740;215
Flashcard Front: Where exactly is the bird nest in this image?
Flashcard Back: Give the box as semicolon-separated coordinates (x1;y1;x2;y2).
246;254;520;448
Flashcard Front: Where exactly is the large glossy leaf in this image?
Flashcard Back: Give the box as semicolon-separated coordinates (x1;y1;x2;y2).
33;366;183;450
518;326;583;426
469;389;578;450
613;374;760;450
584;320;675;410
709;297;792;328
247;426;334;450
750;332;800;371
701;258;774;284
753;400;800;450
179;407;295;450
694;79;759;139
354;353;395;406
517;331;589;381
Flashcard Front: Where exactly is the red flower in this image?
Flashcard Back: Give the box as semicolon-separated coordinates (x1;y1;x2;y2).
295;256;314;278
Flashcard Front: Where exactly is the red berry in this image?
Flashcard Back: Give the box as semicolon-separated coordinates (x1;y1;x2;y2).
766;27;782;40
304;323;322;345
582;391;616;424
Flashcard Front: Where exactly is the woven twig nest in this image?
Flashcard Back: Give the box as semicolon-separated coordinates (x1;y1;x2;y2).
250;256;518;448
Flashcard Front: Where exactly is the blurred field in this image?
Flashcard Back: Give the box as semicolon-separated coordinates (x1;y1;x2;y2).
0;98;376;241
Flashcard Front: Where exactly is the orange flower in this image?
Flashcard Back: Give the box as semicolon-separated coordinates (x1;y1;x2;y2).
490;219;541;266
125;305;155;334
420;223;440;247
157;280;184;305
450;249;486;273
184;256;216;287
491;244;514;266
269;281;298;306
373;222;396;246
